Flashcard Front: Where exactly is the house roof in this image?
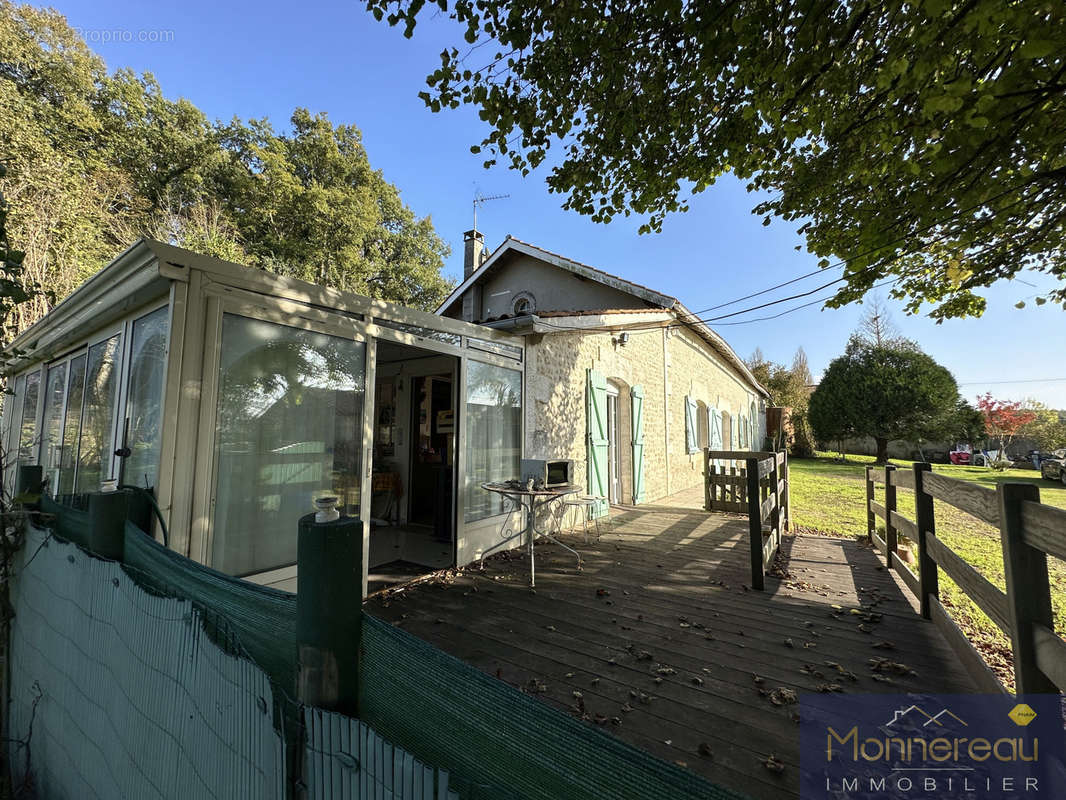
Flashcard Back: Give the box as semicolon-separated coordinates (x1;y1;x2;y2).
436;236;768;397
436;236;677;316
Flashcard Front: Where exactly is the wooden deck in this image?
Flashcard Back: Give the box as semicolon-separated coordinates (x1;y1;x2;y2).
365;490;978;800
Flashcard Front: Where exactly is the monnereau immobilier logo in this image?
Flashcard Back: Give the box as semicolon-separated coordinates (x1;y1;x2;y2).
800;694;1066;798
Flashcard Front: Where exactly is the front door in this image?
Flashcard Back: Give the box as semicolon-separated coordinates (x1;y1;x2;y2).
607;388;621;503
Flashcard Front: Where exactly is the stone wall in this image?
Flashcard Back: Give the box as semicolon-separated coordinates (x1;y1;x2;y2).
525;323;763;504
664;327;763;496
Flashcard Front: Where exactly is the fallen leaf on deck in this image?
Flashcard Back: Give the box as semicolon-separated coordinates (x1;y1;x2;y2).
764;754;785;773
769;687;797;705
698;742;714;758
784;638;794;648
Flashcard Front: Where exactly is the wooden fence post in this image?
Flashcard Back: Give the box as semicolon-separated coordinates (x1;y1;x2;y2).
746;457;764;591
913;463;938;620
703;448;711;511
781;451;790;532
770;455;781;543
296;513;363;715
998;482;1057;694
865;466;875;543
883;464;897;569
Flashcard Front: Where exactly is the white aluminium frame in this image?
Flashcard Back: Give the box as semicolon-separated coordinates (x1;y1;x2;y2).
36;297;171;496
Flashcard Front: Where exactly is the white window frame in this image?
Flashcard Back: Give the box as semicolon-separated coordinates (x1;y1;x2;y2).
189;293;371;574
7;298;171;496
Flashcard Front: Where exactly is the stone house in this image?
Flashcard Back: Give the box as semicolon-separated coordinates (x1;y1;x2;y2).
437;231;769;514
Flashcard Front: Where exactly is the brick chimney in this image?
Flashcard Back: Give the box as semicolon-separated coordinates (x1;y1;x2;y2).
463;229;485;277
462;229;486;322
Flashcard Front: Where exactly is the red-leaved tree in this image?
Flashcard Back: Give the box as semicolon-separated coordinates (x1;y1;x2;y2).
976;393;1036;464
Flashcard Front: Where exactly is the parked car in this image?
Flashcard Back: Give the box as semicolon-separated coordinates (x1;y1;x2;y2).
1039;450;1066;485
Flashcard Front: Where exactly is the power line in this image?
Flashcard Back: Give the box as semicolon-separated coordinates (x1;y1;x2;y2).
957;377;1066;386
709;278;898;326
528;181;1047;338
678;176;1047;319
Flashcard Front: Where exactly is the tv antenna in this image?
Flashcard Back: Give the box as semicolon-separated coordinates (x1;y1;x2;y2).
473;191;509;231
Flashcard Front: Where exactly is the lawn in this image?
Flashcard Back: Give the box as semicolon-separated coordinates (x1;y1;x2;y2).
788;451;1066;690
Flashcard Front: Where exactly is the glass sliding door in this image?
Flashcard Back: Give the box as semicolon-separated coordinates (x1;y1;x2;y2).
463;360;521;522
40;363;68;493
75;336;121;493
58;355;87;495
210;313;365;577
121;306;169;489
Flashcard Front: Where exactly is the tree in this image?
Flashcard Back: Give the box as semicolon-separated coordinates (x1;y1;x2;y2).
0;162;46;343
976;393;1036;461
0;2;453;343
809;336;959;462
856;295;905;348
923;397;986;446
746;346;815;456
370;0;1066;319
1021;402;1066;452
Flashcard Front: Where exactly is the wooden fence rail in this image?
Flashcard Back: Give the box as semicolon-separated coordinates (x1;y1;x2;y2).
865;462;1066;694
704;449;789;590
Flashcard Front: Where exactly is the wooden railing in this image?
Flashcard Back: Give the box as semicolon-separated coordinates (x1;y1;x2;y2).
866;462;1066;694
704;450;790;590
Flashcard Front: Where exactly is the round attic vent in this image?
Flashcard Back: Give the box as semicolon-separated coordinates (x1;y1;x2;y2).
512;292;536;315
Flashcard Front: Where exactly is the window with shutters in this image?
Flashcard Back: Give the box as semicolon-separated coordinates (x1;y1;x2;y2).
684;396;699;454
696;400;709;448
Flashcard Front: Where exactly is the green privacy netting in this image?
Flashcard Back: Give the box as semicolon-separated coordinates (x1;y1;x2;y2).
122;521;298;696
360;615;745;800
34;501;745;800
40;494;92;548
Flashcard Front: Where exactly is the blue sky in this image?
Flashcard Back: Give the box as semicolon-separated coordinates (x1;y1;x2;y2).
53;0;1066;406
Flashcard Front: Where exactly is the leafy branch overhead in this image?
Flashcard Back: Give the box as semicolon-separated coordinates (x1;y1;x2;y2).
369;0;1066;319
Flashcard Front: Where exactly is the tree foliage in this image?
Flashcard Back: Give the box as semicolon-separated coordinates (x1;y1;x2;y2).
808;336;960;462
1020;402;1066;451
746;346;815;455
0;2;452;340
977;393;1037;458
0;162;45;340
370;0;1066;319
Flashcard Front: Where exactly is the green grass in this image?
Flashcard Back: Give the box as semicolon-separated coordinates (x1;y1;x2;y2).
788;451;1066;690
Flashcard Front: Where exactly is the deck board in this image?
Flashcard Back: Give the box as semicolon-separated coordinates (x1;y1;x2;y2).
366;492;978;800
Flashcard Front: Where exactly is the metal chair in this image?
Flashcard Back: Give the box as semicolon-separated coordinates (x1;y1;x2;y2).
562;496;606;543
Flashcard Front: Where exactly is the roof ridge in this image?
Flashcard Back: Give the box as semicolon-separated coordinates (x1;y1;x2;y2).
504;236;679;306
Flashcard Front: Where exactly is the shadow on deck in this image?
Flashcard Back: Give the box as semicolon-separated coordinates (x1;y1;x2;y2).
365;489;978;800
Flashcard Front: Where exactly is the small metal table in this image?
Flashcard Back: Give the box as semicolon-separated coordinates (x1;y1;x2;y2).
480;482;582;586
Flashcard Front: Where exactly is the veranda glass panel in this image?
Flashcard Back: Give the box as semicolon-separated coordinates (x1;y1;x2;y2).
75;336;121;493
122;307;169;489
211;314;365;576
58;354;87;495
464;361;521;522
40;362;68;493
6;374;24;463
17;371;41;466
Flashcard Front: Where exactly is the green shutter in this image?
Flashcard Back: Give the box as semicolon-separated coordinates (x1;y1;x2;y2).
586;369;609;518
631;385;646;504
709;408;722;450
684;396;698;453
